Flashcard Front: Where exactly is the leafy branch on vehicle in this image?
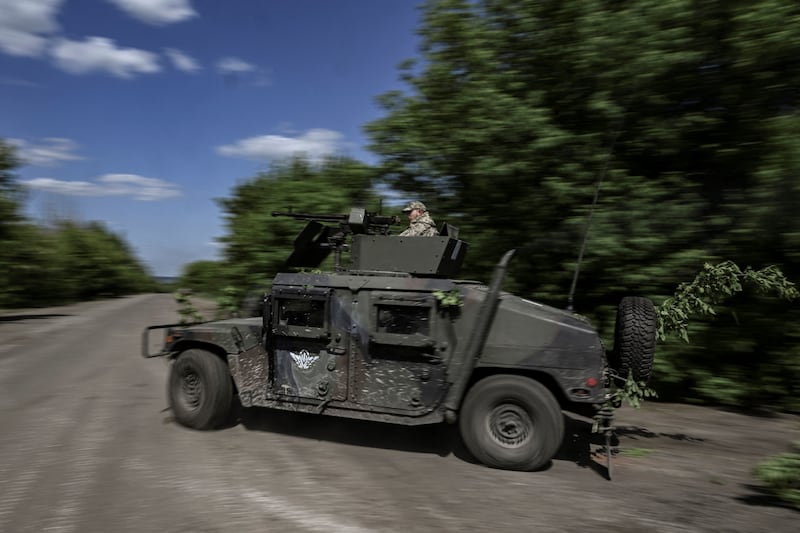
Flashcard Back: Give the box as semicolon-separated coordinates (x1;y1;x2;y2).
174;289;203;325
656;261;798;343
215;286;241;319
595;261;796;434
433;289;463;308
613;372;658;410
593;371;658;433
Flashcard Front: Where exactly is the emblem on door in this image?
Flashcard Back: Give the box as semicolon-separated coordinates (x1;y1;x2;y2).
290;349;319;370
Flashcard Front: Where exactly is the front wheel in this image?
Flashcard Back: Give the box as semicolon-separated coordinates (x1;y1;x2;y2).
459;375;564;471
168;349;233;430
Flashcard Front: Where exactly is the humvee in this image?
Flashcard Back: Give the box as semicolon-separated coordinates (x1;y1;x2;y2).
143;208;656;471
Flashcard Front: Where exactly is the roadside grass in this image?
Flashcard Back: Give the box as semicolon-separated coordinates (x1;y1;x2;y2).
619;447;655;458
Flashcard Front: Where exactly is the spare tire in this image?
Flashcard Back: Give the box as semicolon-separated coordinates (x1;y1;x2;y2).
609;296;657;383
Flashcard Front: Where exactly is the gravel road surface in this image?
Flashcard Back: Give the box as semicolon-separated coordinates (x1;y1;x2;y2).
1;294;797;532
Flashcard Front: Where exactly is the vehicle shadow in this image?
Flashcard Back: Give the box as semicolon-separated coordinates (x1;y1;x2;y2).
0;313;70;322
237;407;625;475
556;414;616;479
238;406;476;462
555;414;712;480
615;424;706;443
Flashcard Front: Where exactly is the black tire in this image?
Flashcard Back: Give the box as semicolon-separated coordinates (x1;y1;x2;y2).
459;375;564;471
610;296;657;383
169;349;233;430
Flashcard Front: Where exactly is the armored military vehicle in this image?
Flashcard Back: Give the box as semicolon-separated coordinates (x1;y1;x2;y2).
143;208;656;471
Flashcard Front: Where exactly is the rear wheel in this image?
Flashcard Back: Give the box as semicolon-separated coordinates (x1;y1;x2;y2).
459;375;564;471
169;349;233;430
610;296;657;383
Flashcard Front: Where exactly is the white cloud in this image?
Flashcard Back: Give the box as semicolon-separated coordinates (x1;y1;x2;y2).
216;57;271;87
22;173;182;201
216;129;345;162
10;137;84;166
216;57;255;75
165;47;200;72
0;0;64;57
106;0;197;25
50;37;161;78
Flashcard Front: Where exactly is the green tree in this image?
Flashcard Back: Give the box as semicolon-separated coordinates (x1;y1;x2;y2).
178;260;227;296
1;140;77;306
367;0;713;301
54;221;156;301
0;140;31;307
0;137;156;307
366;0;800;409
1;223;65;307
0;140;22;230
217;156;379;292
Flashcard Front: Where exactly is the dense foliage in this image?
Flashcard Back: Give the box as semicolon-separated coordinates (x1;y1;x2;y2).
366;0;800;410
0;140;158;308
178;260;229;297
658;261;798;340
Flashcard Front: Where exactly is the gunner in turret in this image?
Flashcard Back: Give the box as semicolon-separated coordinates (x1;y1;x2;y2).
399;201;439;237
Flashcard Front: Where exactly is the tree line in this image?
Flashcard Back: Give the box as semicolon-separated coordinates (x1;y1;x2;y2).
0;140;158;308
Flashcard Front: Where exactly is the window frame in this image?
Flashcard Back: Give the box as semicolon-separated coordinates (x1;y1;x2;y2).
368;291;437;348
271;287;330;340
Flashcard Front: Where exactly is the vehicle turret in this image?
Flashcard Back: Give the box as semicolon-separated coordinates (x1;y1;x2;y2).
272;207;468;276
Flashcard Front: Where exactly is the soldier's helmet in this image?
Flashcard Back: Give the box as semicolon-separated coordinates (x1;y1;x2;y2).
401;200;427;213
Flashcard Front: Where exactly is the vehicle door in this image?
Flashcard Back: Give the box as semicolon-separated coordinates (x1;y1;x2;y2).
353;290;450;412
270;286;348;402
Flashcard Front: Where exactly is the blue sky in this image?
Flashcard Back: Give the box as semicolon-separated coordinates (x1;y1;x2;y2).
0;0;422;276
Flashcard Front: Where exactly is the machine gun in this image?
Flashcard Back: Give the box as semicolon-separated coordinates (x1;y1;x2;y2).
271;207;399;235
271;207;401;270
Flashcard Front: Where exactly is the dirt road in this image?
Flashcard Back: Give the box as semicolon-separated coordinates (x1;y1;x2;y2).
1;294;797;532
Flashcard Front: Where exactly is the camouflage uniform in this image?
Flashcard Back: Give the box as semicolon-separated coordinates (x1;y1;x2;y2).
399;200;439;237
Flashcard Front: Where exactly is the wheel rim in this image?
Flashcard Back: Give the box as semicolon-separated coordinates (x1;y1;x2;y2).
488;403;532;448
179;368;203;411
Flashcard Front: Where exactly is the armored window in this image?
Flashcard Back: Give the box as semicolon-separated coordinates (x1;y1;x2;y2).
376;304;430;336
277;298;325;328
369;293;436;350
271;287;330;340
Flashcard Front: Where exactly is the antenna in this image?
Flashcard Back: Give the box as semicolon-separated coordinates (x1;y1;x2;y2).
567;130;621;312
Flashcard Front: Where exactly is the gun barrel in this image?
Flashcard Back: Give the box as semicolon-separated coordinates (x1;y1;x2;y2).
368;214;401;226
271;211;348;222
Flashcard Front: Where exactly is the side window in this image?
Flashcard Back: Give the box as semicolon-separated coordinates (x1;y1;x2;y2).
376;304;431;336
278;298;325;328
369;292;436;349
271;287;330;339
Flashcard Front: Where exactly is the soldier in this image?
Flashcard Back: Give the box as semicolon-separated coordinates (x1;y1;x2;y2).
399;200;439;237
